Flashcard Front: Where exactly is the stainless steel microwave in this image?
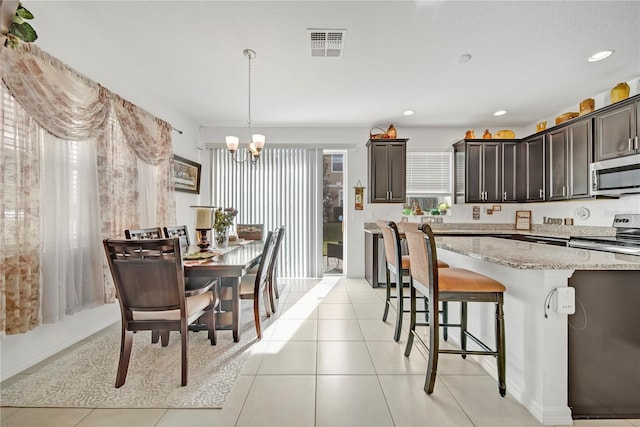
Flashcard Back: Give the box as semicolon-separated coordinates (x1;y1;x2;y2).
590;153;640;196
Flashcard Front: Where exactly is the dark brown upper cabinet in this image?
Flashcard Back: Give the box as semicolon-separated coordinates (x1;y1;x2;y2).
367;139;408;203
521;134;545;202
594;96;640;161
453;139;516;203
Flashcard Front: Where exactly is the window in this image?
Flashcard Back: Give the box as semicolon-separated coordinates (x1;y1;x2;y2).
331;154;343;173
405;151;452;210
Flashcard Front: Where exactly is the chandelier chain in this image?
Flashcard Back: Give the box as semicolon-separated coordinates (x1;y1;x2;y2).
247;51;252;129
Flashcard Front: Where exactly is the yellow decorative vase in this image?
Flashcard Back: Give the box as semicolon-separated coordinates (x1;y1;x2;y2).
610;83;630;104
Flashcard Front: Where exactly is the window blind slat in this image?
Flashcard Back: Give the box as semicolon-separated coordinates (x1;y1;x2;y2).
406;152;452;194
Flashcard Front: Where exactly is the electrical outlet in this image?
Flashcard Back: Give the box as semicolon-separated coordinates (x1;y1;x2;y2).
557;287;575;314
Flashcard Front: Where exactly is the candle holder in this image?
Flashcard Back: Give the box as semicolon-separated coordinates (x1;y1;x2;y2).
190;206;216;252
195;229;211;251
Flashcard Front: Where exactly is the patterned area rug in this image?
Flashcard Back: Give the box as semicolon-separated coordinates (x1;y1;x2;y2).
1;301;272;408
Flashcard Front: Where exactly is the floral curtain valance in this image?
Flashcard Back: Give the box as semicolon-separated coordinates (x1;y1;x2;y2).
0;43;109;140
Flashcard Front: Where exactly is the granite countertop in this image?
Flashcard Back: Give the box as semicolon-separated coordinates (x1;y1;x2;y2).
363;222;615;239
435;235;640;270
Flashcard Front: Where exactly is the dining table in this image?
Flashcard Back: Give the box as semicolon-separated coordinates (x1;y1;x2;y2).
183;240;263;342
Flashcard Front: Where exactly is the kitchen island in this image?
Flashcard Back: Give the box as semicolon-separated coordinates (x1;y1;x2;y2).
431;235;640;425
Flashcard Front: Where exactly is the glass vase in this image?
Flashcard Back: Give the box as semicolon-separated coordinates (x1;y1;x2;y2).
214;227;229;248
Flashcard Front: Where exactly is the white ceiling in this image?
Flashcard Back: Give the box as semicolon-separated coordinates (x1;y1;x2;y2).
25;1;640;130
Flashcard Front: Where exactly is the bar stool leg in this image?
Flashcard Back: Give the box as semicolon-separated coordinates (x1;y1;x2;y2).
496;294;507;397
461;301;468;359
393;270;404;342
424;291;440;394
404;284;417;357
442;301;449;342
382;267;391;322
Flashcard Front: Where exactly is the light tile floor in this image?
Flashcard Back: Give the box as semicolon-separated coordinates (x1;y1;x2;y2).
2;277;639;427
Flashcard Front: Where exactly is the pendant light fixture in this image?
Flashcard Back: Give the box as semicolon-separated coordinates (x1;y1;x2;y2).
225;49;265;164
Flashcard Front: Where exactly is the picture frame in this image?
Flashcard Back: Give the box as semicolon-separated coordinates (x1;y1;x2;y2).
515;210;532;230
172;154;201;194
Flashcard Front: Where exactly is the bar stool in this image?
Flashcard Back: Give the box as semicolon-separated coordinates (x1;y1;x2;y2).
377;220;449;342
404;223;506;396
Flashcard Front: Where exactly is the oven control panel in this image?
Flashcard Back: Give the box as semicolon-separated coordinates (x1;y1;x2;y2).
612;214;640;229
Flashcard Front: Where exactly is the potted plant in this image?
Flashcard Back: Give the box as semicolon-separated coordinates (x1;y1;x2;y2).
1;1;37;51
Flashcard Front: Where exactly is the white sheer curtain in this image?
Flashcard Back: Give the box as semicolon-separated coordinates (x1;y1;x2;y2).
211;147;323;278
40;132;103;322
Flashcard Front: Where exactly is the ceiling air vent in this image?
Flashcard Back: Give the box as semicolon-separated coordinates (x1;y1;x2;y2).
308;29;346;58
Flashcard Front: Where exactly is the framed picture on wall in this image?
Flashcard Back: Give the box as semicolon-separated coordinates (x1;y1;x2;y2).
172;154;201;194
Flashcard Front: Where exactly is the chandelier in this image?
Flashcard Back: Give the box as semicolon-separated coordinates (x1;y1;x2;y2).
225;49;265;164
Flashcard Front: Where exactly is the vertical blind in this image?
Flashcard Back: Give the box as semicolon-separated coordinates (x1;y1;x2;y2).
210;147;323;278
406;151;452;194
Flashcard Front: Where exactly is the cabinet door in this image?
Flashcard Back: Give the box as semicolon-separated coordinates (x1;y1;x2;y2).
483;142;502;202
387;143;406;202
466;143;484;202
524;135;545;201
369;143;391;202
502;142;518;202
546;128;567;200
595;104;635;161
568;119;593;198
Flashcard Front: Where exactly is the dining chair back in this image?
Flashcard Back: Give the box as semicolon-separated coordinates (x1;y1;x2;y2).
239;228;280;338
103;237;219;387
163;225;191;248
404;224;506;396
124;227;163;240
237;223;264;241
266;226;285;313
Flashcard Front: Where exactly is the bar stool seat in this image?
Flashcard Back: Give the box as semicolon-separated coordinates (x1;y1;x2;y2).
404;223;507;397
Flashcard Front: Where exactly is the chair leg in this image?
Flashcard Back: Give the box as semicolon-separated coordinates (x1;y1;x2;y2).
442;301;449;342
496;294;507;397
404;284;417;357
115;329;133;388
151;330;160;344
424;293;440;395
268;271;277;314
181;322;188;386
254;297;262;339
207;307;217;345
263;287;272;318
160;330;170;347
461;302;467;359
393;269;404;342
382;267;391;322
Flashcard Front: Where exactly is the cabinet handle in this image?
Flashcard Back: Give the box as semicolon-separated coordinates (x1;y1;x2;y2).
635;136;639;150
562;186;566;197
539;189;544;199
503;191;507;201
629;138;633;151
389;191;393;199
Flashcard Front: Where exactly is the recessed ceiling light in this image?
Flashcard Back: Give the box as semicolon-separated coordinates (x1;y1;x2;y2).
588;50;614;62
457;53;472;64
493;110;507;116
403;110;415;116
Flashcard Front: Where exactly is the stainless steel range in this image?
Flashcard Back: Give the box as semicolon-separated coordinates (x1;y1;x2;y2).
569;214;640;255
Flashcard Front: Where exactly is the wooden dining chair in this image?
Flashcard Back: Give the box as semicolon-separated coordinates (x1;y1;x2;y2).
103;237;219;387
377;220;449;342
125;226;172;346
163;225;190;248
236;223;264;241
239;228;280;339
404;224;507;396
124;227;163;240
